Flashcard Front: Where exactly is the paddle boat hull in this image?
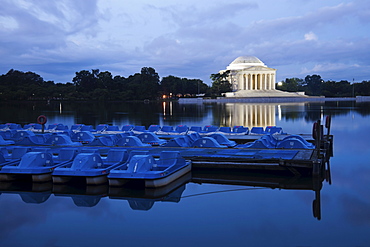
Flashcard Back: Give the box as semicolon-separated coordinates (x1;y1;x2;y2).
52;174;108;185
108;151;191;188
109;163;191;187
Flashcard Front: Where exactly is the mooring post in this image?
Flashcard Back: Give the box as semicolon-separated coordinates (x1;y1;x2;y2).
37;115;47;134
315;119;321;153
325;115;331;137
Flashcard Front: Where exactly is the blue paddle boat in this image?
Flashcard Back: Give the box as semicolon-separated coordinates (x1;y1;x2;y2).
108;151;191;188
0;148;79;182
52;149;128;185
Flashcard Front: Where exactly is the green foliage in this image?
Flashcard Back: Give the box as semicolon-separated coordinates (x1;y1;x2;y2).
277;78;304;92
278;75;370;97
304;74;323;96
0;67;211;101
160;75;208;97
210;71;232;96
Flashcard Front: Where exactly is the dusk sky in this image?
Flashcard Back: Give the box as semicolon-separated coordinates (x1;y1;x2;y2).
1;0;369;85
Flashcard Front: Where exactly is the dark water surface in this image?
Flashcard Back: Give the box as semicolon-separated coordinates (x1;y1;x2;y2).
0;100;369;247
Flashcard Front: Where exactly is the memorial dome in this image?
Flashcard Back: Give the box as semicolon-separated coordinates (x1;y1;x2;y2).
227;56;266;70
231;56;264;65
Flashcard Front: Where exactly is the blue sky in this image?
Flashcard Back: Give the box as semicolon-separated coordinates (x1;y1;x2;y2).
0;0;369;85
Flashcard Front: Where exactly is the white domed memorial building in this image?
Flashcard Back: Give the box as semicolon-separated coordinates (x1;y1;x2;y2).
221;56;306;97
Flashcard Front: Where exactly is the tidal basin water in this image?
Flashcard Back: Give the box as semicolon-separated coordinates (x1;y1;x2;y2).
0;100;369;247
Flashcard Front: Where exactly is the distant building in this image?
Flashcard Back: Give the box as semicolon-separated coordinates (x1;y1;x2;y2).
221;56;305;97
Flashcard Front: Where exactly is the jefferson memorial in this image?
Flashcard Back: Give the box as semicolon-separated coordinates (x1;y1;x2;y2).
221;56;305;97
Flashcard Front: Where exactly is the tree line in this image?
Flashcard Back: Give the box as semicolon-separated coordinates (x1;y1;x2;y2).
0;68;213;101
277;74;370;97
0;68;369;101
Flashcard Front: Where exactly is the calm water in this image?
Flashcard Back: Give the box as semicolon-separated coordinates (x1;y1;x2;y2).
0;100;370;247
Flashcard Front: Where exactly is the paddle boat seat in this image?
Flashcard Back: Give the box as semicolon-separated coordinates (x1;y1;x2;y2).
7;152;53;169
126;155;155;173
110;150;149;171
277;138;314;149
3;147;32;162
15;135;47;145
115;136;151;147
200;125;219;133
148;125;161;133
161;138;184;147
71;131;95;143
161;136;191;147
0;135;15;145
219;127;231;133
188;132;201;142
250;127;266;135
106;125;120;132
23;123;42;130
265;126;283;135
0;153;7;165
103;149;129;166
53;148;79;164
87;136;115;146
209;133;237;147
4;123;22;130
132;126;147;134
71;124;85;131
121;125;134;132
80;125;95;132
96;124;108;132
260;134;279;147
174;125;189;134
188;126;202;133
156;125;175;135
191;137;227;148
113;132;134;145
233;126;249;134
155;151;183;168
137;132;167;145
0;130;16;140
281;135;315;148
237;138;275;149
45;134;82;146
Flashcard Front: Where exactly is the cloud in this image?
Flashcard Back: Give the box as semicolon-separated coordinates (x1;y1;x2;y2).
304;31;318;41
0;0;369;84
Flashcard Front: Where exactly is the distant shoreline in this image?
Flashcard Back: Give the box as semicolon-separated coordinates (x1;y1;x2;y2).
178;96;370;103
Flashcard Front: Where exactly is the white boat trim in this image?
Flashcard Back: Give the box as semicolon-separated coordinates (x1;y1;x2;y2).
145;164;191;188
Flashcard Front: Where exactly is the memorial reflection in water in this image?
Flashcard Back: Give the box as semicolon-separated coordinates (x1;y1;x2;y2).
221;103;276;128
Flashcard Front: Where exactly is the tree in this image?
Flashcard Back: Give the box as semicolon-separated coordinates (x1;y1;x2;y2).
96;71;113;90
210;71;231;96
305;74;323;96
72;69;99;92
277;78;304;92
160;75;182;97
140;67;160;99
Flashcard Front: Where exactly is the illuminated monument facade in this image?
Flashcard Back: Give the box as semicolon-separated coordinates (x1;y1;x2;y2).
221;56;305;97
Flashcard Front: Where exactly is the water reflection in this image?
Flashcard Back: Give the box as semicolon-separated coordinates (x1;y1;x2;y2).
0;167;329;219
192;169;327;220
0;181;52;204
222;103;277;127
109;172;191;210
53;183;108;207
2;101;369;130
